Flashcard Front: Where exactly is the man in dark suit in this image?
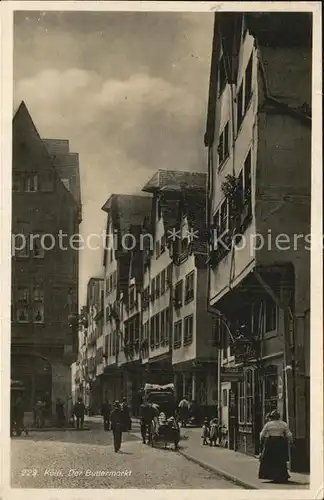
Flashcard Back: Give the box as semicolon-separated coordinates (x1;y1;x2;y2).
110;401;123;452
101;400;111;431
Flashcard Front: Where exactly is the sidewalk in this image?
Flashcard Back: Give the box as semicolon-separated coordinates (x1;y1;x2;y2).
178;428;310;490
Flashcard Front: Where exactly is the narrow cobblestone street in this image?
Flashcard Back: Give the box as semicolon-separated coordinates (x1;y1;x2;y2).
11;422;240;489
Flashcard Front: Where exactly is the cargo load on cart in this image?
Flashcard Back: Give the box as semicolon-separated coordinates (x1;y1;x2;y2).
143;383;176;418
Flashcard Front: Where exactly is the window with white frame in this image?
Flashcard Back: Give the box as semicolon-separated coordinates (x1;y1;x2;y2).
173;320;182;349
25;174;38;192
237;84;244;131
150;317;155;348
160;309;166;343
238;380;245;424
184;314;194;346
222;321;228;361
155;240;161;258
220;200;229;234
113;270;117;289
155;314;160;347
238;369;254;424
161;234;166;253
165;308;170;346
155;273;160;299
150;278;155;302
161;269;166;295
246;369;253;423
167;264;172;289
33;287;44;323
185;271;195;303
244;55;253;112
222;388;228;407
243;150;252;211
218;122;230;166
174;280;183;309
264;297;277;333
17;287;29;322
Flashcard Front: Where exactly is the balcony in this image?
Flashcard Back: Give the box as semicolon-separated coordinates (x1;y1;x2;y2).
149;337;170;361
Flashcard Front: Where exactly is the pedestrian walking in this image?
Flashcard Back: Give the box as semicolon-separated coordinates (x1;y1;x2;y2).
73;397;86;430
258;410;293;483
139;401;155;444
35;398;46;428
101;400;111;431
56;398;65;427
178;396;190;427
67;395;74;427
121;397;131;431
12;394;26;436
111;401;123;452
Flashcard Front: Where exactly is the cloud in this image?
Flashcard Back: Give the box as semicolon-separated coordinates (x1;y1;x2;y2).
13;11;213;302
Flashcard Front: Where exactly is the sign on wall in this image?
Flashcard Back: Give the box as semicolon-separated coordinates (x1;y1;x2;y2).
220;367;244;382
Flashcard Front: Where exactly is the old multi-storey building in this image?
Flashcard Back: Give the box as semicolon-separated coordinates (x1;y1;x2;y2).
142;170;218;413
89;171;220;414
84;277;104;412
11;102;81;418
205;13;311;472
73;305;88;403
101;194;152;404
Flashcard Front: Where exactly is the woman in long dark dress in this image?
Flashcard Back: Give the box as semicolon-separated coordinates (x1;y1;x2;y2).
258;410;293;483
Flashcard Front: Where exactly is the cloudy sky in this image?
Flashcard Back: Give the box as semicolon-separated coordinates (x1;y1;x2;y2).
13;10;214;304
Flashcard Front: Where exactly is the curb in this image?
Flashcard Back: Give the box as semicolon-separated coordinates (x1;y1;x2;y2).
178;449;310;489
22;427;91;432
178;449;257;489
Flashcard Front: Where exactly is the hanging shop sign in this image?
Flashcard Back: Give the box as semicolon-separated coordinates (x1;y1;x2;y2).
220;367;244;382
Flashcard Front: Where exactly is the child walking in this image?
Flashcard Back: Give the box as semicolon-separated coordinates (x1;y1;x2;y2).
201;417;210;445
